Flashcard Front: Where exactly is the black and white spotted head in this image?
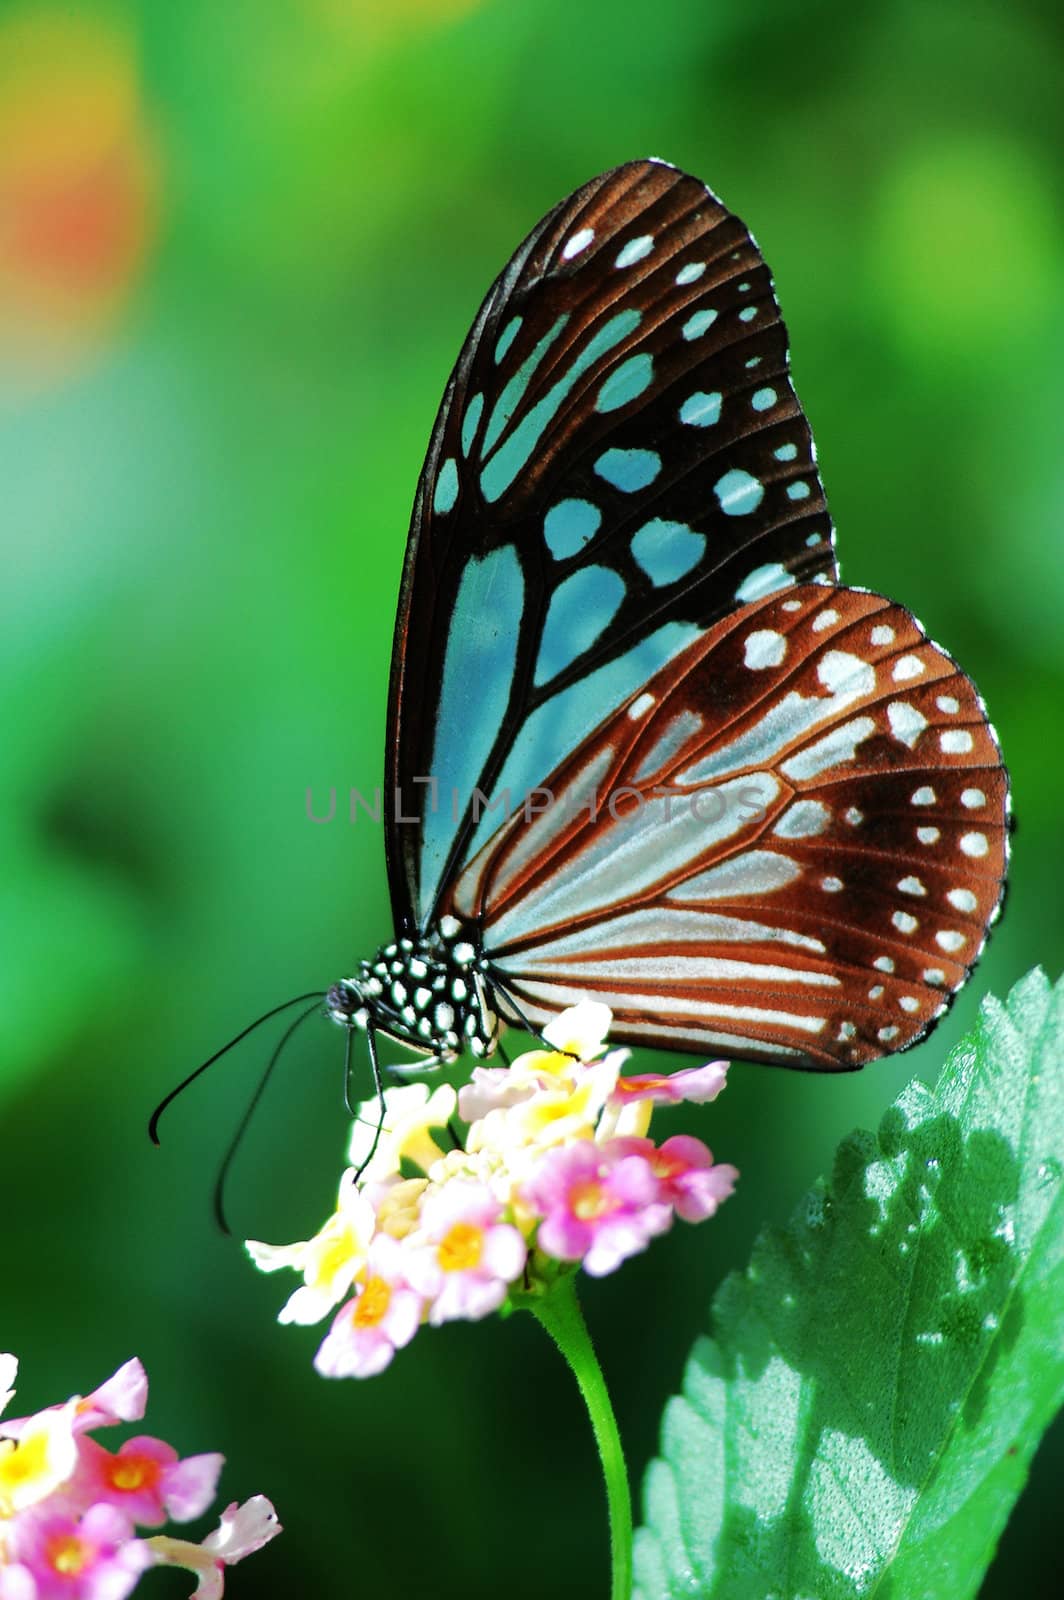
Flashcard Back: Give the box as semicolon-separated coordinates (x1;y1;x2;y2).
326;915;499;1064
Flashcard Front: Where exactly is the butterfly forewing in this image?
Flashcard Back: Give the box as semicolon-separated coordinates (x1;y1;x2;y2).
386;159;838;935
449;583;1008;1069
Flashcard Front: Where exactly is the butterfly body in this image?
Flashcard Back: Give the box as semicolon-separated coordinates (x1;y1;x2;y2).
327;918;499;1063
331;158;1007;1078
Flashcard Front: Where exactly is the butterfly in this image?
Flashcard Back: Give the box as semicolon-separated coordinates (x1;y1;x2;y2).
153;158;1010;1159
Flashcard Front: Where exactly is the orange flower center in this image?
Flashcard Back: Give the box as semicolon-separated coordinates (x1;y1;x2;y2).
107;1452;159;1493
571;1180;610;1221
615;1073;670;1099
48;1534;90;1576
353;1275;393;1328
437;1221;484;1272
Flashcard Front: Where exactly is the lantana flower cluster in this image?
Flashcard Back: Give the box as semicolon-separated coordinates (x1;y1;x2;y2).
0;1355;280;1599
248;1002;737;1378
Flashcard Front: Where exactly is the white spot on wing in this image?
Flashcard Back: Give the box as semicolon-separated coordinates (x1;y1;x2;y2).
773;801;830;839
562;228;594;260
941;729;974;754
780;717;877;781
888;701;928;748
632;711;704;784
948;888;978;912
678;850;801;901
893;911;919;934
892;655;925;682
818;651;875;697
744;629;788;669
960;831;988;858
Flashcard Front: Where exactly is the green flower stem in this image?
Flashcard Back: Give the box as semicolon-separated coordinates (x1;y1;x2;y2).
529;1275;633;1600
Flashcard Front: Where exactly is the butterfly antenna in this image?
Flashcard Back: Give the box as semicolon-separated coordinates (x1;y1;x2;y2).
212;997;323;1235
148;991;325;1145
350;1026;388;1183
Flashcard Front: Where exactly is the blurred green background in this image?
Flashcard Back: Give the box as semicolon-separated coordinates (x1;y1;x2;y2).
1;1;1061;1595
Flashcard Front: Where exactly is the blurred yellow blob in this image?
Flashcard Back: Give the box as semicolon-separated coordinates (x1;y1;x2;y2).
310;0;484;40
0;6;160;371
869;136;1056;366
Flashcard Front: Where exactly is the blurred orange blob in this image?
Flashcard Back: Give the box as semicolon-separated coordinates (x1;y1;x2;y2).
0;7;160;370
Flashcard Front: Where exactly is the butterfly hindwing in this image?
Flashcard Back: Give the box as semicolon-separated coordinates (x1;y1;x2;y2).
386;160;839;935
449;583;1008;1068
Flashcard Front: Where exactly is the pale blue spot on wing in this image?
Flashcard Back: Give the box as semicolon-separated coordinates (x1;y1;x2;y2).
739;306;758;322
675;262;705;285
544;499;601;560
420;546;523;924
735;562;796;602
480;310;641;503
738;281;751;292
434;457;459;514
682;309;717;340
494;316;522;365
534;565;625;688
787;481;812;501
483;314;569;456
631;519;706;586
595;353;653;413
774;443;798;461
752;387;777;412
467;620;701;856
594;448;661;492
745;356;761;368
615;235;654;268
461;392;484;457
806;532;823;545
680;391;722;427
715;469;764;516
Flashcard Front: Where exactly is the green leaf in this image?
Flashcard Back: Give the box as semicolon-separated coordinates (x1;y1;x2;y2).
634;968;1064;1600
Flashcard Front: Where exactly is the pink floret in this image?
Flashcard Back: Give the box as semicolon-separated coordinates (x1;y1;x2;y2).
525;1141;672;1277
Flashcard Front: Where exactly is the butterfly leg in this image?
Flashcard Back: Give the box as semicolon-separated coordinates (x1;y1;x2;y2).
471;971;503;1057
487;979;579;1060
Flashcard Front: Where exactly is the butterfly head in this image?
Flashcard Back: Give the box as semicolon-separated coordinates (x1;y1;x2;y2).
326;920;499;1063
325;979;367;1028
